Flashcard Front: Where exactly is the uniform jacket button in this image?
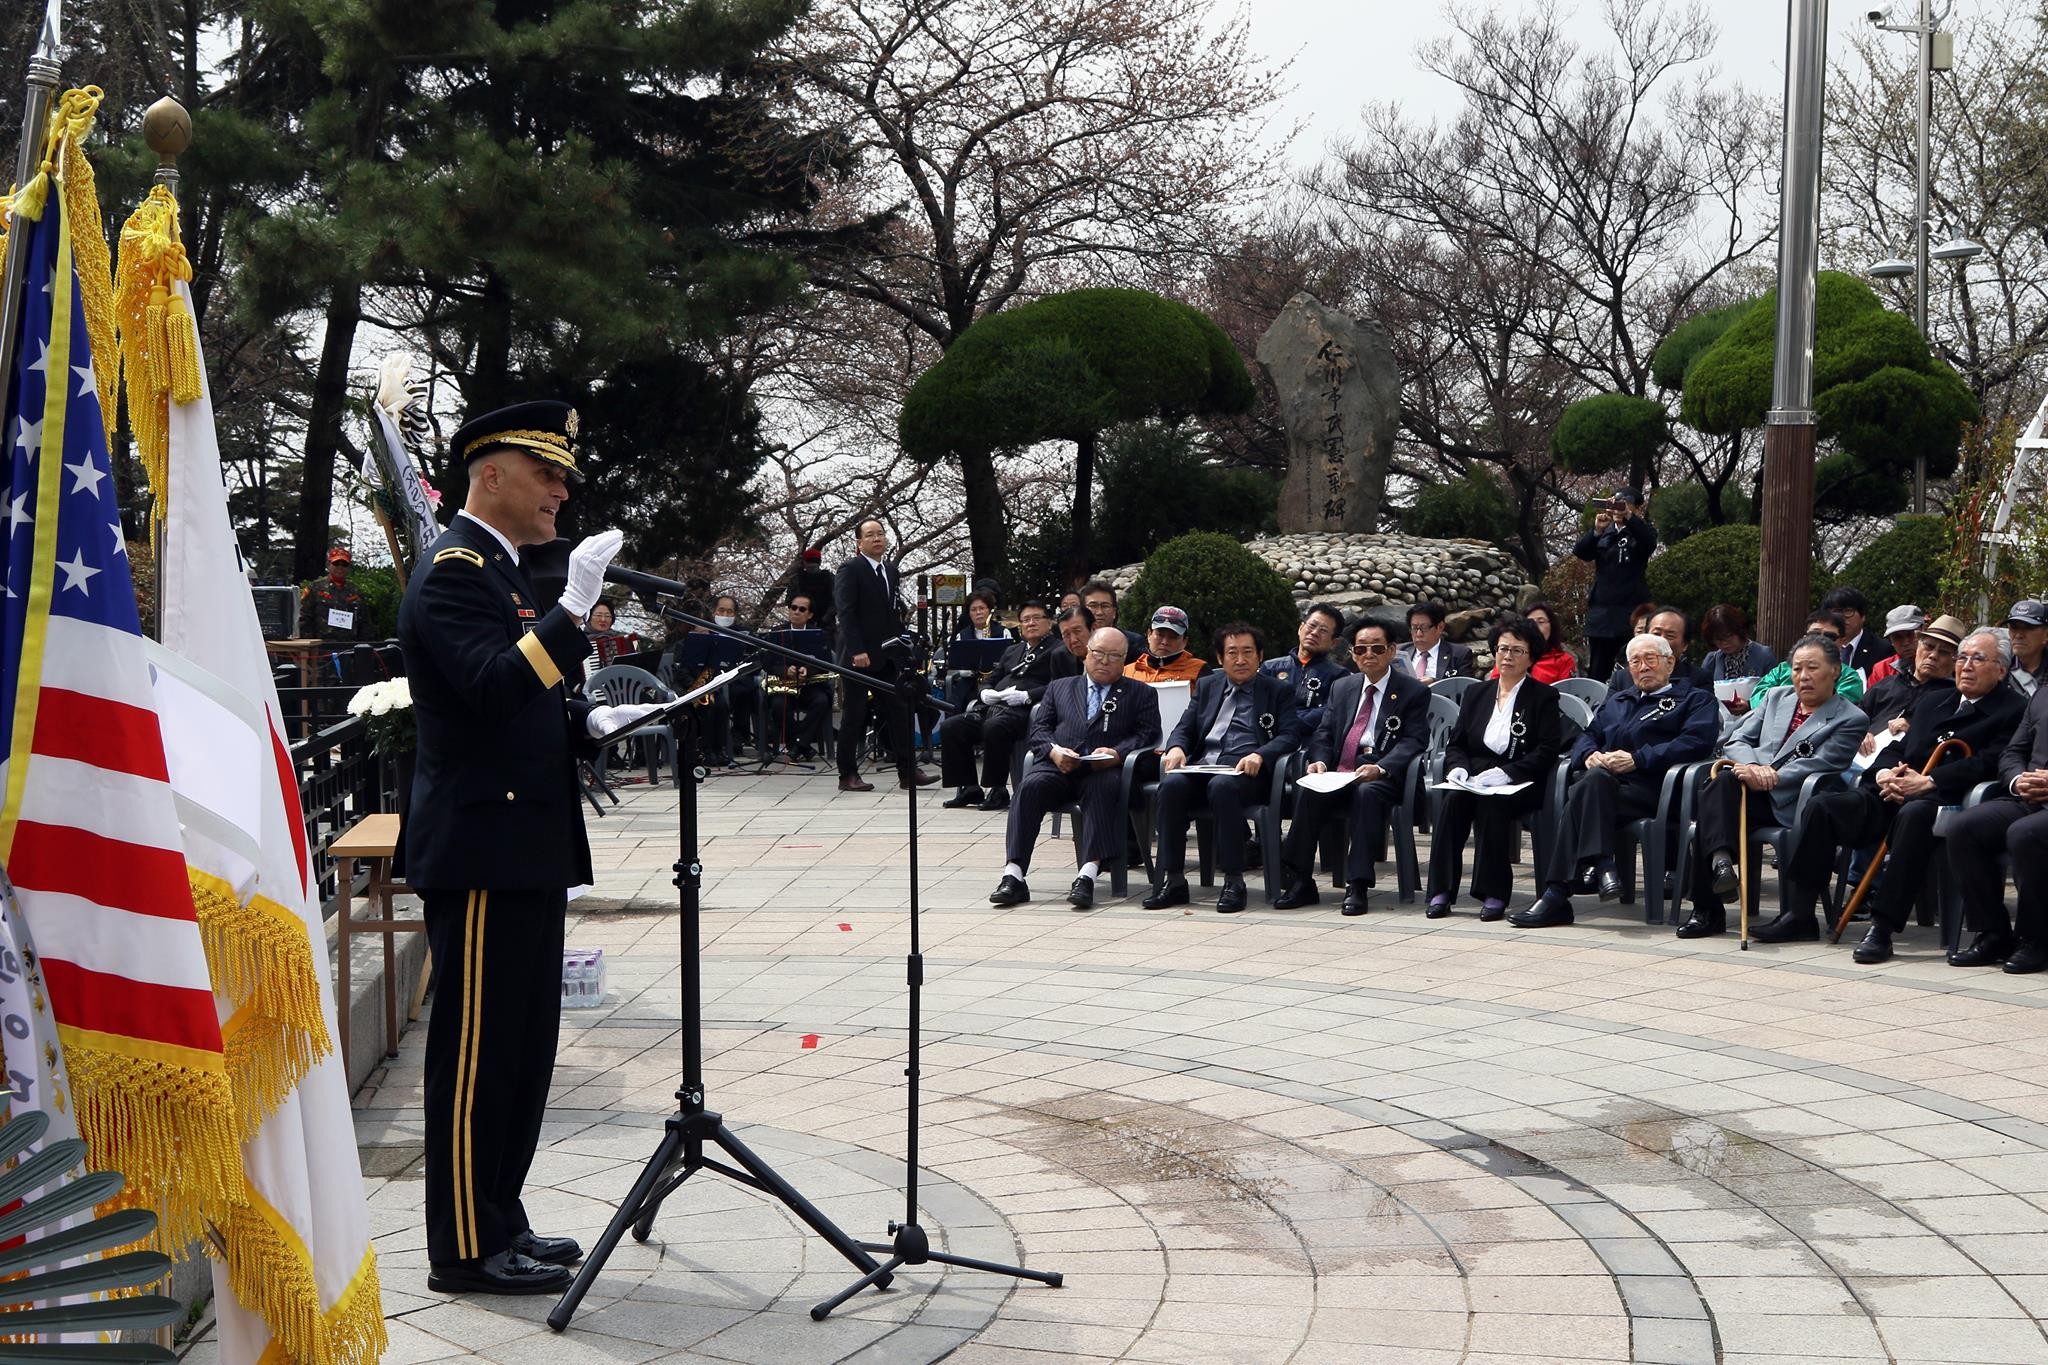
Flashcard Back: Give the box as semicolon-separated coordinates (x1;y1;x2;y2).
505;790;515;801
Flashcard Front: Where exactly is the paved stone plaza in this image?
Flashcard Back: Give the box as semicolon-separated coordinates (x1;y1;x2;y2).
188;767;2048;1362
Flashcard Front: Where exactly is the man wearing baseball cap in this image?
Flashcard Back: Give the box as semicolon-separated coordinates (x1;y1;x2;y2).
1864;605;1926;689
1124;606;1206;684
2005;600;2048;697
301;543;364;642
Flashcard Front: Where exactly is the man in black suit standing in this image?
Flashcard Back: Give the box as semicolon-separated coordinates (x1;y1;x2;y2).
1145;623;1302;913
989;628;1162;910
833;517;937;792
939;599;1070;810
1272;620;1431;916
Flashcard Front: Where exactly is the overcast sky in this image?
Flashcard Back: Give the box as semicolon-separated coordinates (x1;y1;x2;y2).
1249;1;1939;166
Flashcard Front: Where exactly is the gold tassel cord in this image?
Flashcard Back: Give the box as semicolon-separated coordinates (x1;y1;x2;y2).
191;872;335;1139
51;91;120;454
115;181;201;522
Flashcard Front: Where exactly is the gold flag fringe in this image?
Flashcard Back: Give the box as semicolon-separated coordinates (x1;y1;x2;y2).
192;872;334;1137
230;1184;388;1365
114;183;202;521
61;1031;244;1259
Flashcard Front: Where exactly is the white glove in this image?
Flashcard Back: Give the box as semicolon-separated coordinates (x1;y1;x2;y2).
1474;767;1511;788
1002;688;1029;704
587;701;663;740
980;688;1004;705
561;528;625;619
1448;768;1468;784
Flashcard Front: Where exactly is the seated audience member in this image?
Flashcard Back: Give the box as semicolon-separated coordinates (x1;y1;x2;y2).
1058;589;1083;615
1823;586;1892;676
1080;579;1148;661
1398;600;1476;682
989;628;1161;911
940;599;1065;811
1262;603;1349;739
1740;611;1866;710
1776;628;2018;958
1942;642;2048;973
1698;603;1776;685
954;589;1011;643
1055;603;1093;665
2005;600;2048;697
1630;601;1658;639
1426;620;1566;921
764;594;833;760
1674;634;1864;940
1862;605;1925;691
1511;633;1720;928
1125;606;1207;684
1606;607;1698;692
1145;624;1301;913
1522;602;1577;684
709;593;764;758
1270;620;1432;916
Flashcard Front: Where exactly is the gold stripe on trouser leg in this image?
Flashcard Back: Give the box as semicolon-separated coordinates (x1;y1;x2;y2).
452;890;477;1258
463;891;489;1256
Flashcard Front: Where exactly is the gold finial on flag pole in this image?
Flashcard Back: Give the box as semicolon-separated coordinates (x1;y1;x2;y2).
143;95;191;192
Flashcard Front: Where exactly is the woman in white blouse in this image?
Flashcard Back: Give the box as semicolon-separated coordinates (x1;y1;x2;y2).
1426;619;1568;920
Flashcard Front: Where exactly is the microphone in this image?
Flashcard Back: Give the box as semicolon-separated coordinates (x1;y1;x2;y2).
603;563;696;601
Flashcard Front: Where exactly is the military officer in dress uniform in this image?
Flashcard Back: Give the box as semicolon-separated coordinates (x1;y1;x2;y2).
1510;632;1719;928
399;400;652;1297
940;599;1072;810
1262;603;1349;744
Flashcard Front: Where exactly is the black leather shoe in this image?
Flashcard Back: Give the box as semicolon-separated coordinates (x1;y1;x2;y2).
1709;855;1739;900
1478;900;1506;923
510;1230;582;1266
900;766;940;789
1067;876;1094;910
942;786;984;809
1271;878;1319;910
1675;906;1725;939
988;874;1030;907
1340;880;1371;916
976;788;1011;811
838;774;875;793
1596;868;1623;902
1567;870;1601;896
1217;878;1248;913
1852;922;1894;964
1749;910;1819;944
1143;877;1190;910
1425;897;1452;919
1508;892;1574;928
1950;931;2016;967
428;1250;572;1296
2005;940;2048;974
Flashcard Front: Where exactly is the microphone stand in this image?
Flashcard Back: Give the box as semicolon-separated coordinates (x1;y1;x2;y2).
587;566;1061;1326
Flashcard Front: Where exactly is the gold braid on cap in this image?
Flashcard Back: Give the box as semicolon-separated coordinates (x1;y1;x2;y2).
463;429;575;465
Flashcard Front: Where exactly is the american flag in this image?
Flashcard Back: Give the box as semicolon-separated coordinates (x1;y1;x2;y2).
0;145;240;1252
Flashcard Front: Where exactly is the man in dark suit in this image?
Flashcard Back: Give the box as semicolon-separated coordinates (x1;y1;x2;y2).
940;599;1070;810
1510;632;1720;928
1263;602;1349;743
1824;586;1894;677
1397;601;1476;682
1944;649;2048;974
1779;630;2022;960
989;629;1162;910
399;400;653;1296
1271;620;1430;916
1145;623;1301;912
833;517;936;792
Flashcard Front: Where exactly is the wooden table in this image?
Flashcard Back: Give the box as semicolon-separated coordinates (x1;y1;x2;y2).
329;812;425;1079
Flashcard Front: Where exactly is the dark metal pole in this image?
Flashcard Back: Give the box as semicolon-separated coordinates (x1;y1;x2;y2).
0;2;63;410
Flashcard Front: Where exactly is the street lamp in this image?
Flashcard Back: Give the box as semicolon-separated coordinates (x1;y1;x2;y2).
1866;2;1955;512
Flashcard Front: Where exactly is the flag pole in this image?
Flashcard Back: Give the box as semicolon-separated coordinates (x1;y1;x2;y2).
141;95;191;640
0;0;64;415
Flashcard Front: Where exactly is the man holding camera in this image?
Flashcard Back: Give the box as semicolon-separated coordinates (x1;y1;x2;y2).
1573;489;1656;682
834;517;938;792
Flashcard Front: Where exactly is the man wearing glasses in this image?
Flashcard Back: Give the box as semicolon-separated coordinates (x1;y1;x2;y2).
1270;620;1431;916
1146;624;1301;912
1263;603;1350;742
1944;632;2048;974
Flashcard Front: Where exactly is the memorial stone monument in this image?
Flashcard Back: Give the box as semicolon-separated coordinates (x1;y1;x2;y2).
1256;292;1401;534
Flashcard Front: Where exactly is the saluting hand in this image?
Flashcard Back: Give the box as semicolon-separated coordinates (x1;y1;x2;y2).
563;528;625;621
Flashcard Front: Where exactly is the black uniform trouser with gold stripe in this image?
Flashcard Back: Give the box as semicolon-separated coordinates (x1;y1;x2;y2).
422;886;565;1265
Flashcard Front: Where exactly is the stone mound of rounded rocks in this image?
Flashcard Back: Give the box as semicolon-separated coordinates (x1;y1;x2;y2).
1101;533;1539;642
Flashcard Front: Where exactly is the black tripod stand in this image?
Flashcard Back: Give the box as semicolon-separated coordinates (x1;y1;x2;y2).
548;656;887;1332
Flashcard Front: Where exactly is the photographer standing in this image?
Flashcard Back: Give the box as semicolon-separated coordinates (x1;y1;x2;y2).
834;517;938;793
1573;489;1656;681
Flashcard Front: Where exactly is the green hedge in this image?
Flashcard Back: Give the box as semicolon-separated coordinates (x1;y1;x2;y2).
1644;523;1828;629
1122;532;1300;659
1839;515;1945;616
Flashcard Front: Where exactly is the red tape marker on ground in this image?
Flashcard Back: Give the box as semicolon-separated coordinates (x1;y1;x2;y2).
838;922;852;931
801;1034;819;1049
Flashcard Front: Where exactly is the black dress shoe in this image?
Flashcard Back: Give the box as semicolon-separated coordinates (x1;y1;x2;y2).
989;874;1030;906
1478;900;1506;923
1567;870;1601;896
1217;878;1248;913
428;1250;572;1296
838;774;875;793
1271;878;1319;910
942;786;984;808
1852;922;1894;964
1067;876;1094;910
2005;940;2048;974
1425;897;1452;919
1508;892;1574;928
1675;906;1725;939
1750;909;1819;944
1709;854;1739;899
900;766;940;789
510;1230;583;1266
976;788;1012;811
1596;868;1623;902
1950;931;2016;967
1143;877;1190;910
1340;880;1371;916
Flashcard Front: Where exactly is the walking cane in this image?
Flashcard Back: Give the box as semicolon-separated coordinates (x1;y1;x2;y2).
1828;737;1973;944
1706;759;1751;949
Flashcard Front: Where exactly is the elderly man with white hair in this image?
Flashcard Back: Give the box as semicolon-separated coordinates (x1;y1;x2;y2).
1510;631;1721;928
